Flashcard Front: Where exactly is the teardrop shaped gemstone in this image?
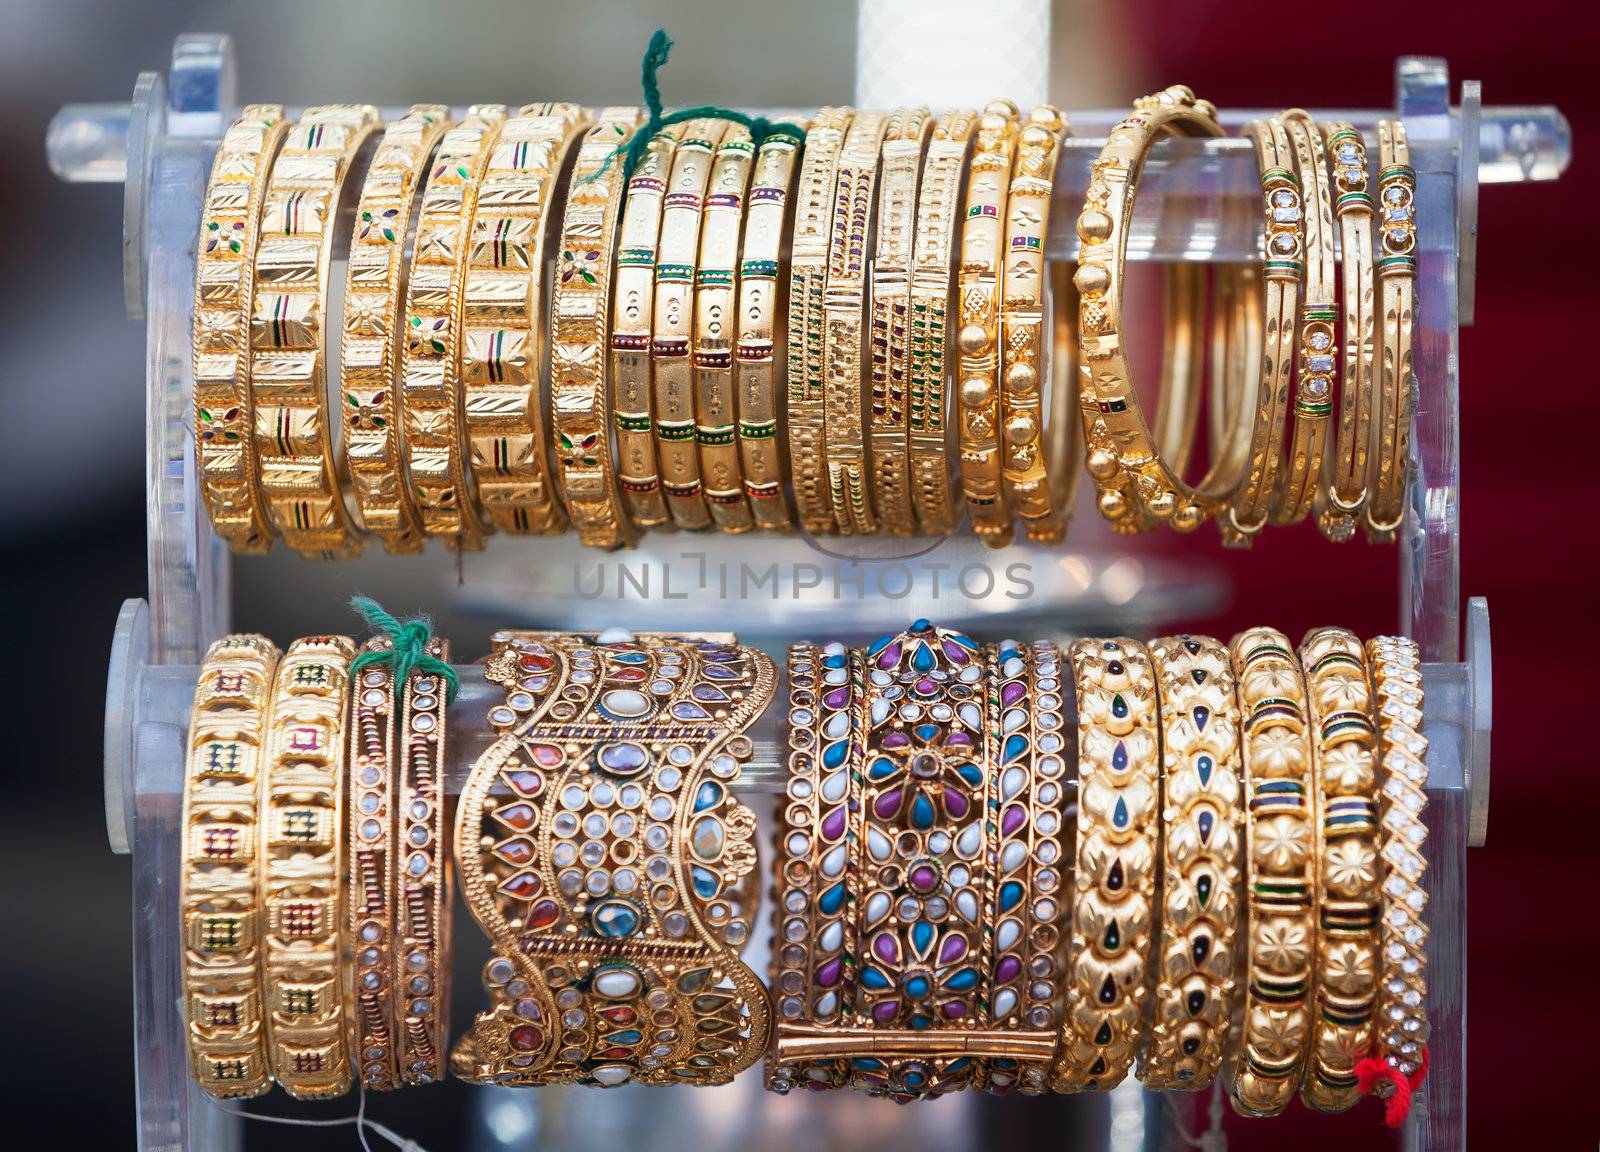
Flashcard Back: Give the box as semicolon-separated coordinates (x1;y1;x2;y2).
1003;734;1028;763
943;788;970;820
872;932;899;964
955;888;980;923
1000;839;1027;872
955;821;982;858
876;641;903;670
867;754;897;781
872;999;900;1023
881;730;911;749
528;899;560;929
823;685;851;709
672;701;711;721
861;966;891;990
494;838;536;867
818;882;845;915
1196;873;1213;908
1001;766;1026;800
1192;935;1211;966
503;770;544;798
820;806;847;842
1187;989;1206;1015
874;789;905;819
1001;803;1027;837
995;918;1021;951
1112;796;1130;829
690;866;719;899
816;957;843;987
1106;858;1125;892
497;869;541;898
1094;1021;1112;1045
910;921;935;956
1193;705;1210;730
865;892;892;926
1001;680;1026;707
1197;754;1214;786
495;802;537;831
993;988;1017;1018
945;967;979;991
1110;693;1129;719
994;954;1022;985
1103;919;1120;950
1198;809;1215;843
942;638;972;664
955;760;983;787
941;999;966;1019
911;643;936;672
910;792;936;829
867;827;893;862
1098;974;1118;1004
939;933;968;964
1003;707;1027;734
692;683;730;703
823;740;850;769
1112;741;1128;771
694;780;723;811
998;880;1023;912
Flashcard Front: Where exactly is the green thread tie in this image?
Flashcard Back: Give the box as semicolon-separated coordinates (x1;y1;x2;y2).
580;28;806;185
349;596;458;703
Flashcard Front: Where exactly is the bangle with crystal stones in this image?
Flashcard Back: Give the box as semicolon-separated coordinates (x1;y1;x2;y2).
1365;121;1418;542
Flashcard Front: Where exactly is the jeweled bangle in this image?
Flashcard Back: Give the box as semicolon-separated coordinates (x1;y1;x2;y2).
193;106;290;555
340;106;449;555
823;109;889;536
695;125;757;531
462;103;587;536
955;100;1022;546
394;639;451;1084
1222;118;1301;547
1271;112;1337;526
452;630;775;1087
347;643;401;1089
1314;122;1376;542
1296;628;1381;1112
866;107;932;537
260;635;356;1098
1226;627;1317;1117
251;106;382;559
1140;635;1244;1091
1052;638;1159;1092
907;110;976;536
612;124;684;529
786;107;853;535
734;128;803;531
181;634;281;1098
401;105;508;550
1365;123;1417;542
999;105;1069;544
1365;636;1429;1082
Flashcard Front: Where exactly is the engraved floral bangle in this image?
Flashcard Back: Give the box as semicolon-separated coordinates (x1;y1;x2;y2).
181;635;281;1098
261;635;356;1098
1140;635;1244;1091
341;106;450;555
193;106;289;555
251;106;382;559
1052;637;1159;1092
1296;628;1382;1112
734;128;803;531
1226;627;1317;1117
1365;122;1418;542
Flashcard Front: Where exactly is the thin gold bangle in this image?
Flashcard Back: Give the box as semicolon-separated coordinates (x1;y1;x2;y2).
1366;122;1417;541
251;106;382;559
462;103;587;536
181;634;281;1098
193;106;289;555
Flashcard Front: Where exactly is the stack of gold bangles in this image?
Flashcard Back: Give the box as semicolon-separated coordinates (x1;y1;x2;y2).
193;92;1417;556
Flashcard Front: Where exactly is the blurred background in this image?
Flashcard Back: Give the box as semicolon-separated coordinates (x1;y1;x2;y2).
2;0;1592;1147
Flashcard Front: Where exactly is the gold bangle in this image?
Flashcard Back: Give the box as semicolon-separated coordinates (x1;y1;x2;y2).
1226;627;1317;1117
402;105;507;550
1140;635;1244;1090
251;106;382;559
1053;638;1159;1092
999;104;1069;543
786;107;853;535
463;103;587;536
651;118;728;529
734;127;803;530
1296;628;1382;1112
824;110;889;535
550;108;644;548
1366;123;1417;541
1272;112;1337;525
955;100;1021;546
193;106;290;555
347;643;402;1089
261;635;356;1098
611;125;684;529
1365;636;1429;1081
1222;118;1301;546
181;634;281;1098
341;106;450;555
907;110;977;536
1314;122;1377;542
867;107;932;536
394;640;451;1084
695;124;757;531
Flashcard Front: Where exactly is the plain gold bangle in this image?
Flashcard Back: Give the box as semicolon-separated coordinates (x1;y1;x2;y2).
1365;122;1417;541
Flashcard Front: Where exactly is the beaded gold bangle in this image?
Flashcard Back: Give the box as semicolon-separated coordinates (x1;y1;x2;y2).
1052;637;1159;1092
1296;628;1382;1112
1314;122;1377;542
695;125;757;531
462;103;587;536
907;110;976;536
734;128;803;530
955;100;1021;546
1140;635;1245;1091
1226;627;1317;1117
1365;636;1429;1082
251;106;382;559
193;106;290;554
260;635;356;1098
341;106;450;555
401;105;508;550
181;635;281;1098
551;108;645;549
786;107;853;535
867;107;932;537
612;124;684;529
1365;122;1418;542
999;105;1069;543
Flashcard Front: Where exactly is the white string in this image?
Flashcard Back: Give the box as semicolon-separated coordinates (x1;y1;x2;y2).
215;1082;430;1152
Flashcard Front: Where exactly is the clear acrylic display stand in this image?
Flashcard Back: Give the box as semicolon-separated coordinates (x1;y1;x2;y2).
51;20;1567;1152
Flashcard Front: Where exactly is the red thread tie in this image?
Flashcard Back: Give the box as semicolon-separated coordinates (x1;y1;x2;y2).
1355;1046;1430;1128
